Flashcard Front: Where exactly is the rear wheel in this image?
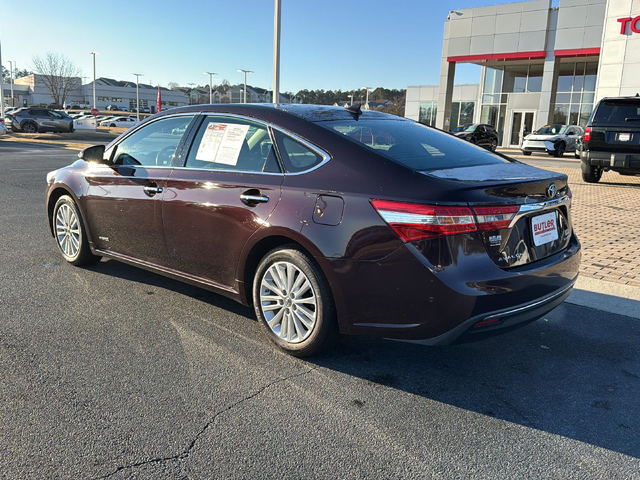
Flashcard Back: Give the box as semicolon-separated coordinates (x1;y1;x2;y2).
253;247;337;357
522;151;532;156
553;142;565;157
490;139;498;151
581;163;602;183
53;195;101;266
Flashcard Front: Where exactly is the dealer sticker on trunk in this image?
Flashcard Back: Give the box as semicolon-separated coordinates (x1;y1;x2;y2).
532;211;558;247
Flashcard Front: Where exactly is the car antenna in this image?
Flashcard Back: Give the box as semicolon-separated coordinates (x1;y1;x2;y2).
345;103;362;116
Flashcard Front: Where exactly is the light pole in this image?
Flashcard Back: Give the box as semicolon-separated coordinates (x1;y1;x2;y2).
8;60;15;107
89;52;99;110
273;0;281;104
187;83;196;105
0;38;4;119
362;86;372;110
237;69;253;103
133;73;143;121
347;94;354;106
204;72;217;104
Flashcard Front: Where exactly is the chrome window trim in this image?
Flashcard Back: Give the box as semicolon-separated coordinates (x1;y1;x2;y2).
104;110;333;176
508;195;570;228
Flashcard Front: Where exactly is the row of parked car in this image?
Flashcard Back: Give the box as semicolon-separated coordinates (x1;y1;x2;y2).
0;108;140;134
452;96;639;184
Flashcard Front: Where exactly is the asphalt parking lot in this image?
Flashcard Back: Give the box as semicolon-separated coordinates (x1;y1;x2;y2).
1;142;639;479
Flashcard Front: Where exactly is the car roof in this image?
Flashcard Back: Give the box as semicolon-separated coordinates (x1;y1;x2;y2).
154;103;400;125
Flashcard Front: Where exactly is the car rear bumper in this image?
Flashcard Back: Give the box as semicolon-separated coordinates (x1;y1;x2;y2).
581;150;640;171
323;233;581;344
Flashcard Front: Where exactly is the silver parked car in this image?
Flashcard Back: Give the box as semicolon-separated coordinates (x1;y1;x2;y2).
5;108;74;134
521;124;583;157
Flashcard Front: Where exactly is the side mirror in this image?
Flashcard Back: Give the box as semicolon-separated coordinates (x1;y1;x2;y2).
78;144;108;164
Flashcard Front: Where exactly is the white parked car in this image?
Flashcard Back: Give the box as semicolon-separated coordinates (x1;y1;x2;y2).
521;124;583;157
100;117;138;128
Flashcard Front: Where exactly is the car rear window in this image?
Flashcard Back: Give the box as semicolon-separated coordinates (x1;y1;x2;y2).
317;119;508;171
593;101;640;124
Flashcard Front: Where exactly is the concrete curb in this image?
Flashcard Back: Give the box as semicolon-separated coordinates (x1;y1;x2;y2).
566;276;640;319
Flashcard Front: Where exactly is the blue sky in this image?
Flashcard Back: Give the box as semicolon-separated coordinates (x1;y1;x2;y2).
0;0;502;92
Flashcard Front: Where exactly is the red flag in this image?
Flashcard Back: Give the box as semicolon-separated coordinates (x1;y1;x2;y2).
157;87;162;113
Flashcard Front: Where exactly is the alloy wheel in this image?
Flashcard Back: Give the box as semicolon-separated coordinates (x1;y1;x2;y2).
55;204;81;258
260;261;317;344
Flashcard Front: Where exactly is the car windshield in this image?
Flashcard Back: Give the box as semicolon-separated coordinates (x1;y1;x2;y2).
451;125;471;133
317;119;509;171
534;125;567;135
463;124;478;132
593;101;640;123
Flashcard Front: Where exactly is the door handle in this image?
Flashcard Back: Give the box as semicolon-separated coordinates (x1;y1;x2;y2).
240;194;269;204
143;185;163;195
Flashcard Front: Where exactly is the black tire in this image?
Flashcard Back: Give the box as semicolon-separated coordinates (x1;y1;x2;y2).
522;151;532;156
581;163;602;183
253;247;337;357
110;123;116;128
22;122;37;134
553;142;565;157
52;195;101;266
490;139;498;151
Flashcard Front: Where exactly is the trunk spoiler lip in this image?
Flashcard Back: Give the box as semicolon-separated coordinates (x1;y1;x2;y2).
508;194;570;228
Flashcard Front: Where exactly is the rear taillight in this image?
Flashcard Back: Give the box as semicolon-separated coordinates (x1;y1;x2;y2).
371;200;477;242
372;200;522;242
472;205;519;231
583;126;591;142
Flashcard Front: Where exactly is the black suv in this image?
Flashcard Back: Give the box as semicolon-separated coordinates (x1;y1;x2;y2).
5;108;74;134
580;97;640;183
453;123;499;151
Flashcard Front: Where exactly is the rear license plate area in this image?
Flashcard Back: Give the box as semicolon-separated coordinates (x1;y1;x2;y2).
531;211;558;247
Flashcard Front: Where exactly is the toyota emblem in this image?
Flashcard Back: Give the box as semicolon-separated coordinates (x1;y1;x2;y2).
546;183;557;198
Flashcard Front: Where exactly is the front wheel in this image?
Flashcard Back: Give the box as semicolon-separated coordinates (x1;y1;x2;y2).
253;247;337;357
490;139;498;151
22;122;37;134
581;163;602;183
522;151;532;156
53;195;101;266
553;143;565;157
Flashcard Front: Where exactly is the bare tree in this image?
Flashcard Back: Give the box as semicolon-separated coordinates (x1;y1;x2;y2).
31;53;82;107
167;82;179;90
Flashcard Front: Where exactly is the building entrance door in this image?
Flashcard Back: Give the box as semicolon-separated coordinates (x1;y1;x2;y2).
509;111;535;147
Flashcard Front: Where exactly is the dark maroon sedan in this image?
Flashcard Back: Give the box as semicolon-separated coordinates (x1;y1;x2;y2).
45;104;580;356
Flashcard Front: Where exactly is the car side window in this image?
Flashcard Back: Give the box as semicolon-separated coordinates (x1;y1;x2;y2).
184;116;281;173
49;111;63;118
111;115;194;167
273;130;325;173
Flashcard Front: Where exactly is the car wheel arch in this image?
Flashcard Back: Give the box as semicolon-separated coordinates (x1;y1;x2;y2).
238;231;331;305
47;186;86;237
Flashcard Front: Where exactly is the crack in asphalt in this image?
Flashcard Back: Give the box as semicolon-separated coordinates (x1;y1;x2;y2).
93;366;318;479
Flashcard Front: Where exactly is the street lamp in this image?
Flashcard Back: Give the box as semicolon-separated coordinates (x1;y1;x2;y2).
273;0;281;104
187;83;196;105
89;52;99;110
204;72;217;104
362;86;373;110
133;73;143;121
7;60;15;106
347;94;354;106
237;69;253;103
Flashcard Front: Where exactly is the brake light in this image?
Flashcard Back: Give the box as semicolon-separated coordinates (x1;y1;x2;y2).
371;200;477;242
583;126;591;142
472;205;519;231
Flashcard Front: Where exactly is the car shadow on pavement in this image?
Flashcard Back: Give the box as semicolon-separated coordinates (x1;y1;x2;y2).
310;302;640;459
86;258;256;321
87;259;639;459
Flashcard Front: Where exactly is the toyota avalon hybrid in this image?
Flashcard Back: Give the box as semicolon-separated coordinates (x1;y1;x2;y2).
45;104;581;356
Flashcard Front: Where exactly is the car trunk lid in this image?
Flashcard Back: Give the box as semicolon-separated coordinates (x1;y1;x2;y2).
422;163;572;268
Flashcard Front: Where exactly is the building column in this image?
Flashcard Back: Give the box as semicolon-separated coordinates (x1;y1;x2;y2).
536;8;559;128
436;61;455;131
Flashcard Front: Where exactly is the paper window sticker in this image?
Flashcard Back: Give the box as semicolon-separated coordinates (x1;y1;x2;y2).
195;122;227;162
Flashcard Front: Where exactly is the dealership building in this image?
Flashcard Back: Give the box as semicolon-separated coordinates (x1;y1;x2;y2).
405;0;640;147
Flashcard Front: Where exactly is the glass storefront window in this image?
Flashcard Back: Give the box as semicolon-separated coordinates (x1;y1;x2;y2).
552;61;598;127
460;102;475;124
584;63;597;92
503;65;528;93
557;63;575;92
527;65;543;93
419;102;438;127
554;105;569;125
451;102;460;127
484;68;503;94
